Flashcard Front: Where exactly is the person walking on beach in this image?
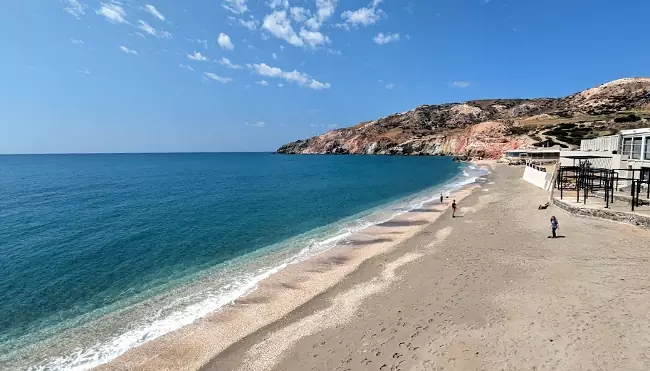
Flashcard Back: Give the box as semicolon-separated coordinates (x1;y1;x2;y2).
451;200;457;218
440;194;444;204
550;216;559;238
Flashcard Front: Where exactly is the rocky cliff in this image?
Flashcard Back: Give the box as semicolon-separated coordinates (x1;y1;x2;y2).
277;78;650;158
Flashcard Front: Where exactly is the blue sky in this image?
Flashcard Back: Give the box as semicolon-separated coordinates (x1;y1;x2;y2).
1;0;649;153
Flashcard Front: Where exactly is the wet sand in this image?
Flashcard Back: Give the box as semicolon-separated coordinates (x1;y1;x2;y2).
201;163;650;371
95;166;484;371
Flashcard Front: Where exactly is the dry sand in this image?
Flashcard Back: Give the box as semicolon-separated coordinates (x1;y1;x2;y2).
100;163;650;371
199;164;650;371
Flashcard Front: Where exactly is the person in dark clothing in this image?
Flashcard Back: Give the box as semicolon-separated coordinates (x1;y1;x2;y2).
452;200;457;218
550;216;559;238
440;194;444;204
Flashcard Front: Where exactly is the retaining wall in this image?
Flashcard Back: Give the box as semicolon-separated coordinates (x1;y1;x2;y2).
552;197;650;230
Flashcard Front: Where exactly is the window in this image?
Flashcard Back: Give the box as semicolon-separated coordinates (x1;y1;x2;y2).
622;137;632;156
645;137;650;160
632;137;642;159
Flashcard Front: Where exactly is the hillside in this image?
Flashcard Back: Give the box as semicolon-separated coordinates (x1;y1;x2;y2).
277;78;650;158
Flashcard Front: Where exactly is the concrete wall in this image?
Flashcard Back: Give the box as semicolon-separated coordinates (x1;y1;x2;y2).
523;165;553;191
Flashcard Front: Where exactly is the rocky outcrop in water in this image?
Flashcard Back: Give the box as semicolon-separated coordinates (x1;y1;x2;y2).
277;78;650;158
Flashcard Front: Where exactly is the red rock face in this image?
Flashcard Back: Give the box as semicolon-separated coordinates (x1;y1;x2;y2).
277;78;650;158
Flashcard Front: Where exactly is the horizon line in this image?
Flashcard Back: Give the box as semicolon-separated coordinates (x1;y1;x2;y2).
0;151;278;156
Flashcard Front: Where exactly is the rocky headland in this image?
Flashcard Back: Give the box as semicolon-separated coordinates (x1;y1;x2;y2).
277;78;650;159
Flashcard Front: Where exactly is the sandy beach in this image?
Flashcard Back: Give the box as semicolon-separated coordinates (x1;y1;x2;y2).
99;163;650;371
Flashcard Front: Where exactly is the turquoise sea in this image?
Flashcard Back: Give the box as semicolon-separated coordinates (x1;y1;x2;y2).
0;153;484;370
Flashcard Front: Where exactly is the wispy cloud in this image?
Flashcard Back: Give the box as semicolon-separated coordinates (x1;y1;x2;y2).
97;2;127;24
272;52;278;60
219;57;243;69
197;39;208;49
78;68;90;75
120;45;138;55
385;83;395;89
204;72;233;83
137;20;172;38
247;63;330;90
245;121;267;127
290;6;310;22
256;80;269;86
187;51;208;61
179;64;195;72
222;0;248;14
267;0;289;9
239;19;259;30
143;4;165;21
70;38;85;45
340;0;384;27
217;33;234;50
305;0;337;30
373;32;399;44
450;81;471;88
64;0;87;19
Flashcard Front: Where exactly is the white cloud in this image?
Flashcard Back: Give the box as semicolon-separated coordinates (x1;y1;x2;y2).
248;63;330;90
217;33;234;50
143;4;165;21
450;81;471;88
204;72;233;83
179;64;195;72
64;0;87;19
120;45;138;55
373;32;399;44
70;38;84;45
222;0;248;14
137;20;171;38
299;28;330;48
78;68;90;75
290;7;310;22
267;0;289;9
97;2;127;24
187;51;208;61
262;11;303;47
240;19;259;30
341;0;384;27
219;57;243;69
305;0;337;30
262;10;329;49
256;80;269;86
246;121;267;127
272;52;278;60
385;83;395;89
278;83;284;87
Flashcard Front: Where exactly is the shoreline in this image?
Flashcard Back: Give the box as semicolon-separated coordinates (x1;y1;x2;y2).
93;163;492;371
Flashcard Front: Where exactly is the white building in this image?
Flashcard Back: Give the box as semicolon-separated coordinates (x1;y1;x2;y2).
561;128;650;184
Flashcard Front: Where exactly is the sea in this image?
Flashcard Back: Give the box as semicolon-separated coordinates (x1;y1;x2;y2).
0;153;486;370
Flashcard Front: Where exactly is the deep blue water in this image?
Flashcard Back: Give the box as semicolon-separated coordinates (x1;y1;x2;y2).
0;153;469;370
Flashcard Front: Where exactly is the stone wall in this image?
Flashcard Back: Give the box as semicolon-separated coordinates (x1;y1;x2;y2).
552;198;650;230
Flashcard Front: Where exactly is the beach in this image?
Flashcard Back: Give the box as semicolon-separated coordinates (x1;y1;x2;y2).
99;163;650;371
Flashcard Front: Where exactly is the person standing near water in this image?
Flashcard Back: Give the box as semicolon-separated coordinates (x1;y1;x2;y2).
440;194;444;204
452;200;457;218
550;216;559;238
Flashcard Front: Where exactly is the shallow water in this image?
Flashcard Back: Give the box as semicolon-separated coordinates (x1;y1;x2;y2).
0;153;480;370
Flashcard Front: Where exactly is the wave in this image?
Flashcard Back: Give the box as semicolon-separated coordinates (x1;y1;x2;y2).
20;164;488;371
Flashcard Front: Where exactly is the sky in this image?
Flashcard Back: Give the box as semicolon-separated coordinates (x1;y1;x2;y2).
1;0;649;153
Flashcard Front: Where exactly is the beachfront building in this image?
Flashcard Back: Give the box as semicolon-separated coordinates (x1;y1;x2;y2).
503;148;561;162
560;127;650;184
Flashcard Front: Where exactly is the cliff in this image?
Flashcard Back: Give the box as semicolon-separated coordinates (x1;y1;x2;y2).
277;78;650;158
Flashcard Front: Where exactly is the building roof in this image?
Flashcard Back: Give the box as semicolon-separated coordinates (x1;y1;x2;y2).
620;127;650;136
